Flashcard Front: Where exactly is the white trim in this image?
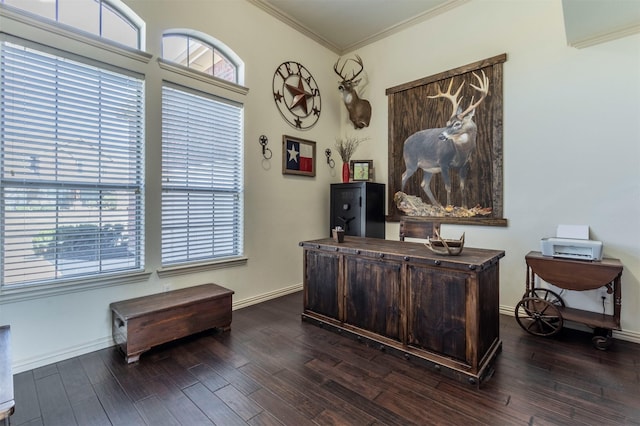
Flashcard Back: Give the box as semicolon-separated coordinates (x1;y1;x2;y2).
157;257;248;278
246;0;469;55
10;283;303;373
0;5;152;64
12;335;114;374
158;59;249;96
569;23;640;49
0;272;152;304
232;283;303;310
162;28;245;86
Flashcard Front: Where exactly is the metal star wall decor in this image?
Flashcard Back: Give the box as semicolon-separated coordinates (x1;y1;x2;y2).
273;61;321;130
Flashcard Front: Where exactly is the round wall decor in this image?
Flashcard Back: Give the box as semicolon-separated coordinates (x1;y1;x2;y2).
272;61;321;130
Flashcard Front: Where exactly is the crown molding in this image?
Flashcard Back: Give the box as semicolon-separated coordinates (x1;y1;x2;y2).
246;0;468;56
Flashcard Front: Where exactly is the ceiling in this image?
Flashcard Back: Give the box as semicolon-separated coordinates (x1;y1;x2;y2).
247;0;640;55
247;0;468;54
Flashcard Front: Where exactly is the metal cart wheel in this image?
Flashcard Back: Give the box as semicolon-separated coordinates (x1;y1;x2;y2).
523;287;565;308
515;296;564;337
592;328;613;350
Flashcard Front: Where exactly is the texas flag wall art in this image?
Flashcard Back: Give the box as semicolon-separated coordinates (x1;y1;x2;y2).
282;135;316;177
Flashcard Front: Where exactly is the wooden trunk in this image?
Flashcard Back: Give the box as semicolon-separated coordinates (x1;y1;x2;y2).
300;237;504;386
110;283;233;363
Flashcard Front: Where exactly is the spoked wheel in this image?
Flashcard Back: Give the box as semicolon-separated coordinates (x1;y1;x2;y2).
523;288;565;308
515;297;563;337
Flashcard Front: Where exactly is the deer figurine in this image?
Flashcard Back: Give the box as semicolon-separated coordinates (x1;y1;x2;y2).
401;70;489;208
333;55;372;129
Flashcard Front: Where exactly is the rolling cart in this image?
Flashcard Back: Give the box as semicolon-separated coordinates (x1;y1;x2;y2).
515;251;623;350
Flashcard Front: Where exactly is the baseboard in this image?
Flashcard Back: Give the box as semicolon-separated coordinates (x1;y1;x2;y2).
14;291;636;374
499;305;640;344
11;285;304;374
232;283;303;310
13;336;114;374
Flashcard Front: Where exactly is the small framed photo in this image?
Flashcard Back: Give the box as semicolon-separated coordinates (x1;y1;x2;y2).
282;135;316;177
351;160;373;181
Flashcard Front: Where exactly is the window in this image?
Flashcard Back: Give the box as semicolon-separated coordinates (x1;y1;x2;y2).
0;40;145;287
1;0;142;49
162;33;238;84
161;85;243;266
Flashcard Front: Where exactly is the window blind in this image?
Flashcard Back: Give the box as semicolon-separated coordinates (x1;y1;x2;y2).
161;85;243;266
0;41;145;287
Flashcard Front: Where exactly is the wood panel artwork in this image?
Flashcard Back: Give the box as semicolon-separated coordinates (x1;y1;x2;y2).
386;54;507;226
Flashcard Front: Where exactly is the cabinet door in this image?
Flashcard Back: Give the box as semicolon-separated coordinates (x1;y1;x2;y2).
330;185;362;236
344;256;401;340
407;265;468;363
304;250;340;319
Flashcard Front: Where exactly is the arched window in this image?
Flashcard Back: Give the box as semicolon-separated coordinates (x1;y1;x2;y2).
159;30;246;269
0;0;143;49
162;31;242;84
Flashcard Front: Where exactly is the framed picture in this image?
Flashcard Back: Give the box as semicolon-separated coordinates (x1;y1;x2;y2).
386;54;508;226
282;135;316;177
351;160;373;181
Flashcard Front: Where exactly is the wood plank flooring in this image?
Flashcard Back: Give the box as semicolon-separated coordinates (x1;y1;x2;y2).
10;291;640;425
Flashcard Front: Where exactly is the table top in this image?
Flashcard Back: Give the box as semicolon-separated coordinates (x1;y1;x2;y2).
525;251;623;291
301;236;505;272
0;325;14;420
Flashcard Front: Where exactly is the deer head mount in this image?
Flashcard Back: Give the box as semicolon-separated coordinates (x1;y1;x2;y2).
333;55;372;129
401;70;489;208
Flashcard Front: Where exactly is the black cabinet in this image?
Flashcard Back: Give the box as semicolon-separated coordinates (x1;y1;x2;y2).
330;182;385;238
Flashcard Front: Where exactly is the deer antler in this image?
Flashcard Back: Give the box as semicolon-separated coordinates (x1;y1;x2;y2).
350;55;364;80
458;70;489;118
428;78;464;120
333;55;364;82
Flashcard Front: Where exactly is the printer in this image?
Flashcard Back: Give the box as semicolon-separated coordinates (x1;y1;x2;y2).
540;225;603;261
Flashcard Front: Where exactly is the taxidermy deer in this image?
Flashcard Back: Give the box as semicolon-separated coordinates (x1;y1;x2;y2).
401;70;489;208
333;55;372;129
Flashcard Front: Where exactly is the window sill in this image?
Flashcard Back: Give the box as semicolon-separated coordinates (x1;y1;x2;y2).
157;257;248;278
0;271;152;304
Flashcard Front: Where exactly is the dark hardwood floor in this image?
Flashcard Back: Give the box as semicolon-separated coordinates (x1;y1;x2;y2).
10;291;640;426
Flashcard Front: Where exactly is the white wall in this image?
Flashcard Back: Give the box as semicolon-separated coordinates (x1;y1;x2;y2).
2;0;639;373
348;0;640;340
0;0;341;373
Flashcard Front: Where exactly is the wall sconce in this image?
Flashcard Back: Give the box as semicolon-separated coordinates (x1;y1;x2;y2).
259;135;272;159
325;148;335;168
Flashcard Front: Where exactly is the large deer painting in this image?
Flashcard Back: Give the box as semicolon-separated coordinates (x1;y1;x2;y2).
401;71;489;208
387;54;507;225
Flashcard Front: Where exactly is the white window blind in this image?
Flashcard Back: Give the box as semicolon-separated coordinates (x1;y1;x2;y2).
161;85;243;266
0;40;145;287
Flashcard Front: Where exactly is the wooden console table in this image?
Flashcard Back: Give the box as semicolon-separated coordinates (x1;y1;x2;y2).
300;236;505;386
0;326;14;426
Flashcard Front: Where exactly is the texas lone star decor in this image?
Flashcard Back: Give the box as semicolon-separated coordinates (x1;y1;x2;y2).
273;61;321;130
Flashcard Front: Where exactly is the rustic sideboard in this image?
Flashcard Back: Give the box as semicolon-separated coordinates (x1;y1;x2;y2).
299;236;505;386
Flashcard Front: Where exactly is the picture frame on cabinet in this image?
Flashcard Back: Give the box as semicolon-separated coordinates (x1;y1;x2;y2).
282;135;316;177
351;159;373;181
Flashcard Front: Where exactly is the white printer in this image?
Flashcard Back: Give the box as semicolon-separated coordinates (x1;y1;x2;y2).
540;225;603;261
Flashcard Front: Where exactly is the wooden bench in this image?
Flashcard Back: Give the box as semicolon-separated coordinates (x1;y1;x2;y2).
110;283;233;363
